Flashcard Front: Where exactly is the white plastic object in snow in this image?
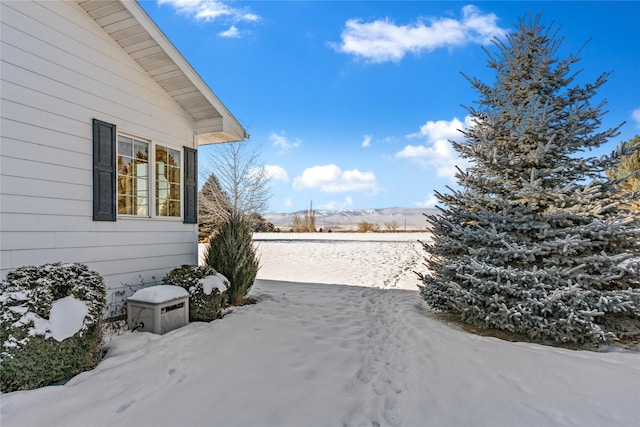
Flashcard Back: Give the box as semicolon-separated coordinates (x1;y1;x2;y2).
198;273;229;295
50;296;89;341
127;285;189;334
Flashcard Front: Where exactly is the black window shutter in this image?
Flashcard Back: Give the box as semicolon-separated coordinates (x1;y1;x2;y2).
183;146;198;224
92;119;116;221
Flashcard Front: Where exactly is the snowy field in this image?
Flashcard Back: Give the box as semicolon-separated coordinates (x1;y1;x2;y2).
2;233;639;427
253;232;428;290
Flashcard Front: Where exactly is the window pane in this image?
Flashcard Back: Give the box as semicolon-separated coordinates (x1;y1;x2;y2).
117;195;127;214
118;176;133;194
156;145;167;164
167;200;180;217
135;197;148;216
118;195;134;215
169;183;180;199
118;137;132;157
134;141;148;160
118;156;132;175
166;165;179;184
135;161;148;178
136;177;148;193
167;148;180;166
156;196;167;216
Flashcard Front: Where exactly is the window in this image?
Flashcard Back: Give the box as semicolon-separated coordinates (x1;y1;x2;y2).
155;145;181;217
117;136;149;216
92;119;196;223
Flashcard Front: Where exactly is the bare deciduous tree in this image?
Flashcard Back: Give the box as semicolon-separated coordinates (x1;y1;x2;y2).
290;202;316;232
384;220;400;232
357;221;380;233
607;135;640;210
198;173;232;241
201;140;272;219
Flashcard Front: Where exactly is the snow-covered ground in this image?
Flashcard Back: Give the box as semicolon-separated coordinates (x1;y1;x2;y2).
253;232;427;290
2;233;639;427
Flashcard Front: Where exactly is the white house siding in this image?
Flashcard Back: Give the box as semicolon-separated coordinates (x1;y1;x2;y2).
0;1;200;308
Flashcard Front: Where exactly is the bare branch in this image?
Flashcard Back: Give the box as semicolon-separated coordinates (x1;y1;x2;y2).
200;140;272;219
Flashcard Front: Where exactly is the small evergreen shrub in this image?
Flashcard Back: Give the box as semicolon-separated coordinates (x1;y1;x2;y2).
163;265;228;322
0;263;106;392
205;214;260;304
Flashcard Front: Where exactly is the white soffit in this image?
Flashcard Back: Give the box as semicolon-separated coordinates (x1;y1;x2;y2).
77;0;248;145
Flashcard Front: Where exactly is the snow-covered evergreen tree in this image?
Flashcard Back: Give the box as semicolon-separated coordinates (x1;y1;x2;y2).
199;173;232;241
419;15;640;346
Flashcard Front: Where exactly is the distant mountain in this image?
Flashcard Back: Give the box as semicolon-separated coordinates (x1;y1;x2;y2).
263;207;437;231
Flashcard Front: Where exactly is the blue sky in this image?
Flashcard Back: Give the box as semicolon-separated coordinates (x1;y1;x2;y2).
139;1;640;213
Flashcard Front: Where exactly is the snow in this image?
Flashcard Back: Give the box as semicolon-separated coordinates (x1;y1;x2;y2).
14;312;50;337
199;273;229;295
10;297;89;342
252;232;426;290
618;256;640;272
8;306;28;315
0;290;28;304
128;285;188;304
2;232;639;427
49;296;89;342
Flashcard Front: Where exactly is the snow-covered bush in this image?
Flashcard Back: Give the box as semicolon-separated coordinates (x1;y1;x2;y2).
204;214;259;305
163;265;229;322
419;15;640;347
0;263;106;392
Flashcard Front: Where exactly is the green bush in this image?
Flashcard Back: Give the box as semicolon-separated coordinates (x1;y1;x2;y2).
0;263;106;392
205;214;260;304
163;265;228;322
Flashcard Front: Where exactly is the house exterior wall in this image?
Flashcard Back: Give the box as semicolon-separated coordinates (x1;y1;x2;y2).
0;1;199;307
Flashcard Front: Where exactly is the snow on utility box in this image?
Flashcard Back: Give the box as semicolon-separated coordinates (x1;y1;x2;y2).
127;285;189;334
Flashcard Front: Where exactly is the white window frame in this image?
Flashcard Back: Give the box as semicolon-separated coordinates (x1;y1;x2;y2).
116;132;183;220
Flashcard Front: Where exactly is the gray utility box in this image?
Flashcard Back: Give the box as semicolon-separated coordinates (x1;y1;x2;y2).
127;285;189;335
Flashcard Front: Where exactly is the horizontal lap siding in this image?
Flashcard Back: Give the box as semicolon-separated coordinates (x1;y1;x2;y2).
0;1;199;293
1;3;192;143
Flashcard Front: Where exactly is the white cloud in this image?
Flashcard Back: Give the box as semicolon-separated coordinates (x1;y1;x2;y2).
270;131;301;153
414;193;439;208
361;135;372;148
333;5;507;63
632;108;640;128
219;25;240;38
158;0;259;23
293;164;380;194
283;198;293;208
407;116;472;141
264;165;289;183
322;196;354;210
396;116;471;180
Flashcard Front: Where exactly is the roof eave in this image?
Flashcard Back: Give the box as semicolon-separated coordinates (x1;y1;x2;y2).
78;0;248;145
195;117;250;145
